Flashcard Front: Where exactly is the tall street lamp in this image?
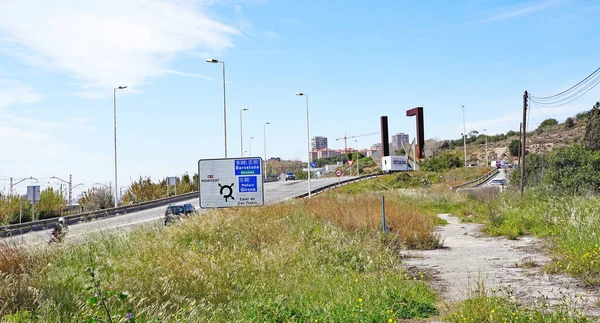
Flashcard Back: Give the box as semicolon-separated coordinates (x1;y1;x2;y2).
484;128;488;167
263;122;271;179
462;105;467;167
249;136;254;156
206;58;228;158
114;85;127;208
296;92;312;198
355;139;360;177
240;108;249;157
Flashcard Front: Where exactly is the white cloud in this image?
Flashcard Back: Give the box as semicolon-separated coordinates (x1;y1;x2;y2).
0;83;42;109
264;30;279;39
0;0;240;97
481;0;565;22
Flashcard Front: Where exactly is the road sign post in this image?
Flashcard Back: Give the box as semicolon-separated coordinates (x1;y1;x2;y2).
166;176;177;196
198;157;265;208
335;168;342;184
27;185;40;221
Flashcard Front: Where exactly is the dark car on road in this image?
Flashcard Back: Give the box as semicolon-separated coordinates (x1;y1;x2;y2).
164;204;186;225
183;203;197;215
285;172;296;181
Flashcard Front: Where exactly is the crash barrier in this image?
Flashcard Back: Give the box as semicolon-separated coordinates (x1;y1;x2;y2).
2;174;383;238
0;191;198;238
293;174;382;199
450;168;499;191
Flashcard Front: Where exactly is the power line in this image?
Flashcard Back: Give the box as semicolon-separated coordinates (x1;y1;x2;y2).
530;72;600;107
530;66;600;100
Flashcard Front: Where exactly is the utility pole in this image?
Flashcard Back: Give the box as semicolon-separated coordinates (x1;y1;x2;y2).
484;129;488;167
518;122;522;161
68;174;72;205
9;177;12;195
520;91;528;196
462;105;467;166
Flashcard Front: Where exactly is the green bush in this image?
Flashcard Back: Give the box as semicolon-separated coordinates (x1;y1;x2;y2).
584;101;600;150
508;139;520;156
539;118;558;129
565;117;575;128
421;151;463;172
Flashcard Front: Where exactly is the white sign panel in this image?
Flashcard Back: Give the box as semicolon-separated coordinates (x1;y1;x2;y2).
166;177;177;185
382;156;409;172
198;157;264;208
27;185;41;204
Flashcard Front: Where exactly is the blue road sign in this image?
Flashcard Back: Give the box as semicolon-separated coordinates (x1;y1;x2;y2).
311;161;317;168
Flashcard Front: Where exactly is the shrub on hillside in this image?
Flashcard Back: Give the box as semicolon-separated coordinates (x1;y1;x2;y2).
508;139;520;156
539;118;558;129
506;130;517;137
564;117;575;129
584;101;600;151
421;151;462;172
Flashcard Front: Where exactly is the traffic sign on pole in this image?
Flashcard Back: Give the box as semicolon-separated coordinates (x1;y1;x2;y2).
310;161;317;168
335;169;343;177
348;160;354;167
198;157;265;208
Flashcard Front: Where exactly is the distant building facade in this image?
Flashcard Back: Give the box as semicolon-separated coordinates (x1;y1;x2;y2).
311;136;328;151
391;133;409;150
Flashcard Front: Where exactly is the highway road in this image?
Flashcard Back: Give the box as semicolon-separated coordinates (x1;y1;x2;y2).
8;176;356;246
480;169;508;188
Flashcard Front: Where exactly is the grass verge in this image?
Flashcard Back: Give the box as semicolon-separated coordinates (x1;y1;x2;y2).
0;194;439;322
444;281;590;322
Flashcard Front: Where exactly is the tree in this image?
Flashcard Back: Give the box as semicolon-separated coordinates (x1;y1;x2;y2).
423;139;443;158
508;139;520;156
584;102;600;151
37;188;67;220
421;151;462;172
79;187;114;211
539;118;558;129
506;130;517;137
564;117;575;129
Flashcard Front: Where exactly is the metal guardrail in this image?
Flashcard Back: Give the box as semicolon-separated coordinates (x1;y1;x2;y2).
293;174;382;199
1;191;199;238
450;168;499;191
1;174;384;238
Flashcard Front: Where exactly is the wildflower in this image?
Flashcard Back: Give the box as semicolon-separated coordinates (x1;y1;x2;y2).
388;319;392;323
358;298;363;303
126;312;133;319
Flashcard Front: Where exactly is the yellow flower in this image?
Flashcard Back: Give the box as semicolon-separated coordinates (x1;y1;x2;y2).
388;319;392;323
358;298;363;303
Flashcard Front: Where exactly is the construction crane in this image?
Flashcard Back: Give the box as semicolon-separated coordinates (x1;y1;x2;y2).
336;132;380;153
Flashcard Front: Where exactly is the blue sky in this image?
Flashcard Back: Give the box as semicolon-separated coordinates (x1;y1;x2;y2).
0;0;599;196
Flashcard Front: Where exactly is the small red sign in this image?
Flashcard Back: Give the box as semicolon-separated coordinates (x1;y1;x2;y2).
335;169;343;177
348;160;354;167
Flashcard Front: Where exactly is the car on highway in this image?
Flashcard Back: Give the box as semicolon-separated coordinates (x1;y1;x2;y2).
183;203;197;215
490;178;507;187
164;204;187;225
285;172;296;181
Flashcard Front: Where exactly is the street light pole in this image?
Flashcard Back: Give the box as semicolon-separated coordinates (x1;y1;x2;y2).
240;108;249;157
355;139;360;177
249;136;254;156
296;92;312;198
113;85;127;208
206;59;227;158
484;128;488;167
263;122;270;179
462;105;467;167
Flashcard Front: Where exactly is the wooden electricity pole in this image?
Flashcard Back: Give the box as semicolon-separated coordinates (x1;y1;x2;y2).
520;91;528;196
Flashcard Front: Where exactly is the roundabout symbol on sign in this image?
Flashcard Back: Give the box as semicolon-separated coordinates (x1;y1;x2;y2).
335;169;343;177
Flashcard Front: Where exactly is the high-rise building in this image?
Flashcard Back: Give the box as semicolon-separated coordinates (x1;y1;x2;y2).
391;133;409;150
311;136;328;151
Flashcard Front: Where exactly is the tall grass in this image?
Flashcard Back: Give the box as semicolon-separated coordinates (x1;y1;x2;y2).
0;194;439;322
461;188;600;286
444;281;590;322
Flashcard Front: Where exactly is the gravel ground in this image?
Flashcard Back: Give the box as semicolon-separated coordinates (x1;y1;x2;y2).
401;214;600;321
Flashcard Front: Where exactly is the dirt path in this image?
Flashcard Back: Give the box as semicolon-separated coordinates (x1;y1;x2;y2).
401;214;600;320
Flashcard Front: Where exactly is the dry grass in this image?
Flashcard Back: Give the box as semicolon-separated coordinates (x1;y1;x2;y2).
304;193;442;249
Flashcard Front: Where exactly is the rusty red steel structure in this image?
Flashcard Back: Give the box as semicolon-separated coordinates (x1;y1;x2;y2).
406;107;424;159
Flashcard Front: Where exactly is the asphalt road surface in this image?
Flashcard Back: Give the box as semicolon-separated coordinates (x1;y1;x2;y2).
8;176;355;246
